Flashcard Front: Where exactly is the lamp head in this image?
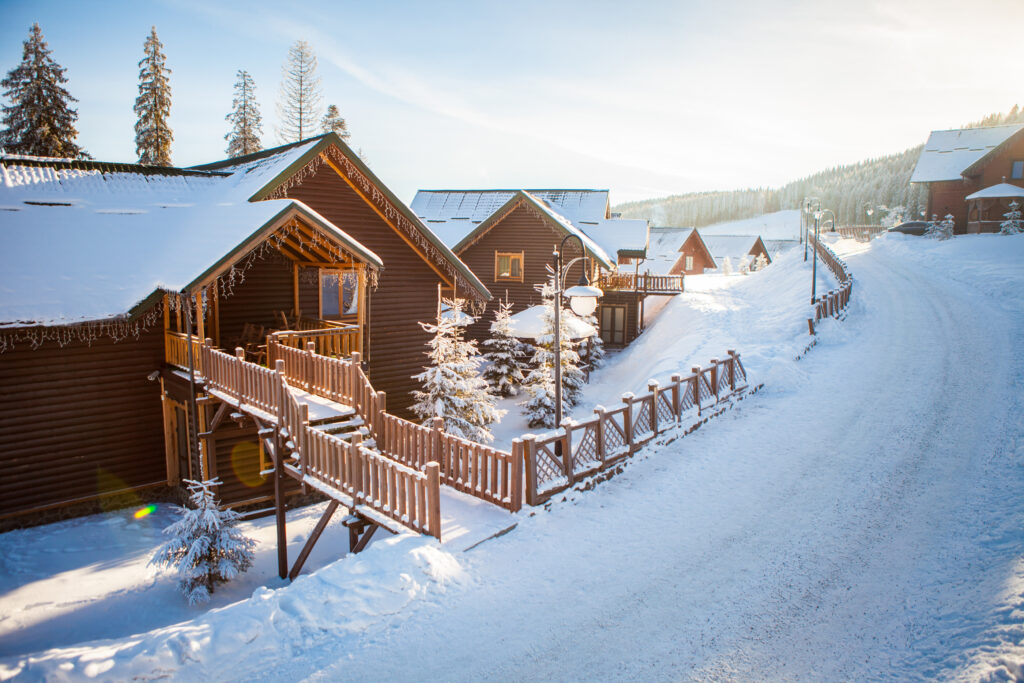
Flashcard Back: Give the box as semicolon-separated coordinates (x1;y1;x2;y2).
564;284;602;317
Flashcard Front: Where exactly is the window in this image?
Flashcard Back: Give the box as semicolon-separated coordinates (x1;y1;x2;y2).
320;270;359;319
599;305;626;345
1012;160;1024;180
685;256;694;272
495;252;524;281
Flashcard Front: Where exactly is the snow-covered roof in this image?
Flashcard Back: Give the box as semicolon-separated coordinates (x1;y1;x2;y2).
647;227;695;260
965;182;1024;201
701;234;762;261
910;124;1024;183
505;305;595;341
576;217;648;257
0;152;383;327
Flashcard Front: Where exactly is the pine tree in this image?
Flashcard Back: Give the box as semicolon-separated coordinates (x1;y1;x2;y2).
753;253;769;272
411;298;504;443
482;298;528;397
134;26;173;166
926;213;954;240
224;69;262;158
1001;201;1023;235
150;478;256;605
721;256;733;275
0;24;86;158
277;40;322;142
520;276;585;428
320;103;350;140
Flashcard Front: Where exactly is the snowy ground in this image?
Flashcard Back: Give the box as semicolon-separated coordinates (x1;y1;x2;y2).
3;232;1024;681
697;209;801;240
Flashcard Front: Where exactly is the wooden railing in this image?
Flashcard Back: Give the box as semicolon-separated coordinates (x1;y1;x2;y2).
598;272;684;293
376;413;522;512
835;225;887;241
270;319;360;358
808;234;854;334
201;344;280;420
165;332;204;374
267;342;385;438
519;351;747;505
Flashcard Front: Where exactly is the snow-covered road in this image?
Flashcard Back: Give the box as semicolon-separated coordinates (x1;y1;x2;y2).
284;237;1024;681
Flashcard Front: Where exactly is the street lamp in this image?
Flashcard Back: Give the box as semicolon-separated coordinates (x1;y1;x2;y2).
811;208;836;304
552;233;602;433
803;197;820;262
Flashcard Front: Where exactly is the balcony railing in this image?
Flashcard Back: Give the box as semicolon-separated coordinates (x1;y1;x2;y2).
269;317;361;358
598;272;684;293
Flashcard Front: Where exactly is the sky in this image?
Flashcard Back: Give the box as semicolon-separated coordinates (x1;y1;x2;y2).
0;0;1021;205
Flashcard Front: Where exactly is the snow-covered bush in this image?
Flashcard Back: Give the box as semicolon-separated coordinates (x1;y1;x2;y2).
578;313;605;371
753;253;769;272
925;214;954;240
412;298;504;443
1000;201;1023;235
482;298;529;397
738;255;750;275
150;478;256;605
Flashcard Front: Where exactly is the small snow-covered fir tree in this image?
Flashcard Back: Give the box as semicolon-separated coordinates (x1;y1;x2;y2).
1000;201;1023;235
753;253;769;271
925;213;954;240
738;255;750;275
321;104;351;140
578;313;605;371
134;27;173;166
412;298;504;443
150;479;256;605
520;274;585;428
224;69;262;158
277;40;322;142
0;24;86;158
482;298;528;397
721;256;733;275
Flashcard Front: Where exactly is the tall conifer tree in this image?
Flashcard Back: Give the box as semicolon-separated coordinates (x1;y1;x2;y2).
0;24;86;158
277;41;322;142
224;70;262;158
134;27;173;166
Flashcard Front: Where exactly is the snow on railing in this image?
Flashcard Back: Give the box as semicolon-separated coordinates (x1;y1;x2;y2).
807;234;854;335
519;351;748;505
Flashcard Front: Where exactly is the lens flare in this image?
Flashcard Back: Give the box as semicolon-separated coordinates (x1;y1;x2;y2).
134;504;157;519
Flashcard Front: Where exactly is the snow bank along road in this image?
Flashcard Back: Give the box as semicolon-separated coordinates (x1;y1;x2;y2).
4;235;1022;681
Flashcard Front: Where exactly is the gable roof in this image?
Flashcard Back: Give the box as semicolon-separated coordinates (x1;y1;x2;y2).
0;154;383;327
911;124;1024;183
194;134;490;303
701;234;765;262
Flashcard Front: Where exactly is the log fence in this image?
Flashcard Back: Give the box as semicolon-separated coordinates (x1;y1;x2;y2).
520;350;748;505
808;234;854;334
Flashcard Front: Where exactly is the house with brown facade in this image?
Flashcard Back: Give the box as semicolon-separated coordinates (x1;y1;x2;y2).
0;134;489;528
701;234;772;271
410;189;681;348
910;123;1024;234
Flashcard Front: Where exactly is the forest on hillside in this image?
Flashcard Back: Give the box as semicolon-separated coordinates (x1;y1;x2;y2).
617;106;1024;228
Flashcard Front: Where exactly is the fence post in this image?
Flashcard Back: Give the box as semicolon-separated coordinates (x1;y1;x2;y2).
426;461;442;540
523;434;538;506
298;402;309;478
670;374;682;422
727;349;736;392
510;439;523;512
350;351;361;407
431;416;444;475
622;393;634;454
561;419;575;485
709;360;719;402
691;367;702;415
648;380;660;435
593;406;606;464
351;432;364;505
235;347;246;402
274;359;286;424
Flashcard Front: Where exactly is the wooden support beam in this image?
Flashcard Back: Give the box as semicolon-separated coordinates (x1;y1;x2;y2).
206;401;231;433
288;500;340;581
351;523;378;554
274;427;287;579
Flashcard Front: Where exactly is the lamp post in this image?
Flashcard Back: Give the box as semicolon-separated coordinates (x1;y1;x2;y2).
803;197;820;262
552;233;602;433
811;208;835;305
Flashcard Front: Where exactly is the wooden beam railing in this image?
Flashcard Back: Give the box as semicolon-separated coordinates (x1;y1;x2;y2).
269;321;360;358
375;412;523;512
520;351;747;505
835;225;886;241
165;331;204;374
808;234;854;334
598;272;684;293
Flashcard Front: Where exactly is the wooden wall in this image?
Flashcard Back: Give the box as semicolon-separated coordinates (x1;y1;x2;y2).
598;291;642;347
457;203;585;342
670;232;716;275
217;250;295;345
286;167;445;418
0;322;166;520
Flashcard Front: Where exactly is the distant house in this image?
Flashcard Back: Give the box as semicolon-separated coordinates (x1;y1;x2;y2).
701;234;771;271
910;124;1024;234
666;229;717;275
411;189;680;348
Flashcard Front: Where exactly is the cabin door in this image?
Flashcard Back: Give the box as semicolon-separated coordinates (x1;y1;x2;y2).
599;305;626;346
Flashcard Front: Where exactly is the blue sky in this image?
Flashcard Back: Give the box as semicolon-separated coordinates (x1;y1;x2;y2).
1;0;1021;203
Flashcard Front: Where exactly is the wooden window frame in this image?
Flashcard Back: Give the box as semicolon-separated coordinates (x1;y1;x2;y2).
599;304;626;346
1012;160;1024;180
494;251;524;282
318;267;360;321
685;255;694;272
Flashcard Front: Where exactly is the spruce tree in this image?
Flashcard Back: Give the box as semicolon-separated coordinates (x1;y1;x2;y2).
224;69;262;158
721;256;733;275
1001;201;1023;235
321;103;350;140
482;298;529;397
150;478;256;605
134;27;173;166
578;313;605;372
925;213;954;240
0;24;86;158
277;40;322;142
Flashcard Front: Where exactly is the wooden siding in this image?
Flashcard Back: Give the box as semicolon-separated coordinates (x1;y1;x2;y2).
670;231;716;275
457;202;586;342
217;250;295;345
0;322;166;519
285;167;444;418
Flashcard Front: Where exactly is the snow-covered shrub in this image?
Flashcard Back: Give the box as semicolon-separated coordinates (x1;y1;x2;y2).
753;253;769;272
925;214;954;240
738;255;750;275
482;298;529;397
412;298;504;443
721;256;733;275
1000;201;1023;235
150;478;256;605
578;313;605;371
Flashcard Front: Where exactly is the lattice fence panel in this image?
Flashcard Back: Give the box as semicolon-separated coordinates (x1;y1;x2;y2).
717;364;732;394
534;442;563;488
679;381;696;412
604;413;627;454
634;399;654;438
572;425;600;469
697;372;715;403
656;392;675;424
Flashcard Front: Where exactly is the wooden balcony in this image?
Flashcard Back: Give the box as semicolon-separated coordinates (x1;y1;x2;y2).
598;272;684;295
269;316;361;358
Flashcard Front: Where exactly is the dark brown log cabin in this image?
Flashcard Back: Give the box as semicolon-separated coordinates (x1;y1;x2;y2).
668;229;717;275
911;124;1024;234
0;154;385;526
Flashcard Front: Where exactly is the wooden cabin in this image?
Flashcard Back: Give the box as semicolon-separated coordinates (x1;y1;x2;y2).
410;189;681;348
701;234;772;271
665;229;717;275
911;124;1024;234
